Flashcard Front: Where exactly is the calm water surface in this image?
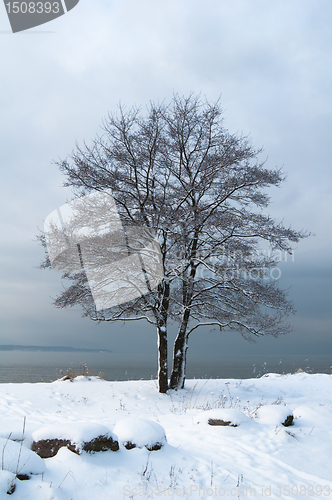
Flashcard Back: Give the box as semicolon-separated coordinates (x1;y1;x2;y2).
0;351;331;383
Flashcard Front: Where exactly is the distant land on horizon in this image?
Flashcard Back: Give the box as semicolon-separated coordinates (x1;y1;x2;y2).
0;345;112;353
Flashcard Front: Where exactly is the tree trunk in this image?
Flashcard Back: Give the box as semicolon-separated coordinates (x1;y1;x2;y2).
169;307;191;390
157;323;168;393
156;280;170;393
169;330;188;390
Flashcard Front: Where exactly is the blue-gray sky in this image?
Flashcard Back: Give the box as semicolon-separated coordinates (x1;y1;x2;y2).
0;0;331;360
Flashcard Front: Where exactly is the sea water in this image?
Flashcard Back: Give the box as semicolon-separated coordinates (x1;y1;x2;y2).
0;351;331;383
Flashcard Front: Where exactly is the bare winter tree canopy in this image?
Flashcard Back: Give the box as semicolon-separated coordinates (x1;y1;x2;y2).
39;94;307;393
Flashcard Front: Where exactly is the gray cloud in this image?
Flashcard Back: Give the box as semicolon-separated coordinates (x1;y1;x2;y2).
0;0;331;357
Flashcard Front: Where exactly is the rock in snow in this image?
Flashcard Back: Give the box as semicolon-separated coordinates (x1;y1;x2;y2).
32;423;119;457
255;404;294;426
196;408;250;427
0;470;16;495
113;417;166;450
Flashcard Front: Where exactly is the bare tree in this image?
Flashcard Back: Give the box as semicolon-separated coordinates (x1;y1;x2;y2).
39;93;307;392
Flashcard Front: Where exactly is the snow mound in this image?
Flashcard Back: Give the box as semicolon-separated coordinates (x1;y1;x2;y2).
196;408;250;426
32;422;114;445
32;422;118;456
0;438;45;475
0;470;16;495
293;405;332;428
57;375;104;383
113;418;166;450
255;405;294;426
0;424;26;442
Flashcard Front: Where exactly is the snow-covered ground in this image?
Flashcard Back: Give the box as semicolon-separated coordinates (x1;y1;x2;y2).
0;372;331;499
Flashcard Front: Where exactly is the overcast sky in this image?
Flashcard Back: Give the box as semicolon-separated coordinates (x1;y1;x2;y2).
0;0;331;362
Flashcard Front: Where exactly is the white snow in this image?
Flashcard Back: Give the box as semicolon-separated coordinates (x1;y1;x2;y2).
0;423;26;442
254;404;293;425
113;417;166;449
0;438;45;475
0;373;331;499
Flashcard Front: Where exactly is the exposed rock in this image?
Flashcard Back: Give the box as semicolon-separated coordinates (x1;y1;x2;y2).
282;414;294;427
81;435;119;453
146;442;163;451
32;434;119;458
207;418;237;427
32;439;78;458
124;441;136;450
7;483;16;495
32;423;119;458
196;409;250;427
122;440;163;451
16;474;30;481
0;470;16;496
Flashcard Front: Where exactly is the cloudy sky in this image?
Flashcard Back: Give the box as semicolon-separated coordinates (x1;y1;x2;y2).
0;0;331;362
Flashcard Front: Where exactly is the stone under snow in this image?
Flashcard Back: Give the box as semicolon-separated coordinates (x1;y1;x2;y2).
0;437;45;475
0;470;16;495
113;417;166;449
32;422;118;456
255;404;294;426
32;422;115;447
196;408;250;426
